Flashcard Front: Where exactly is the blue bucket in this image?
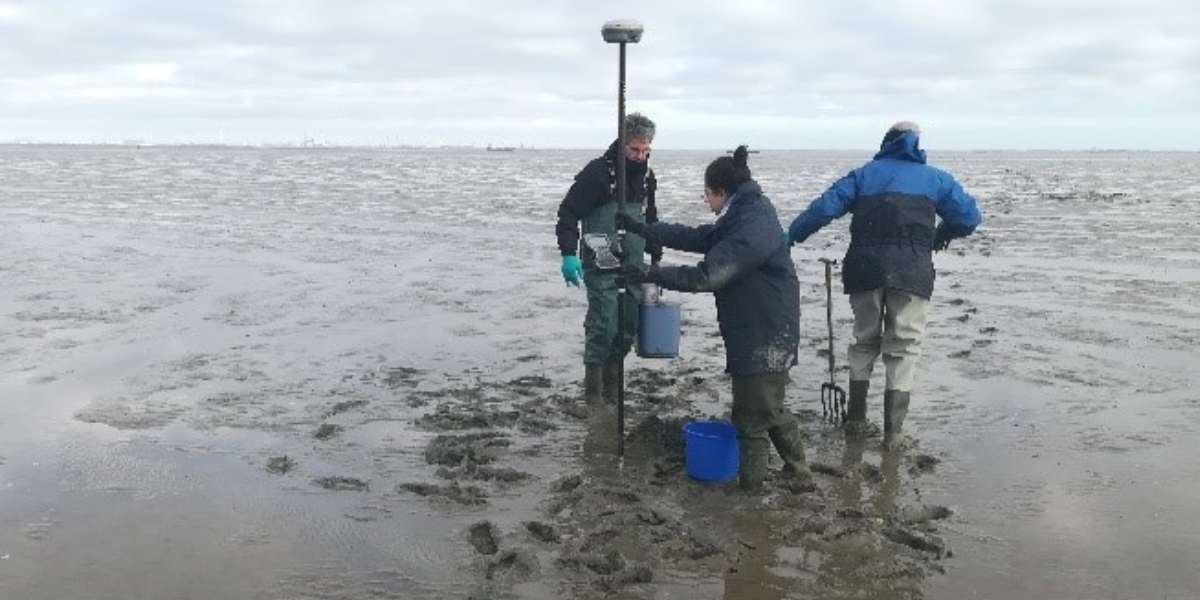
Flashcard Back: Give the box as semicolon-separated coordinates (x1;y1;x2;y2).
637;301;681;359
683;421;739;482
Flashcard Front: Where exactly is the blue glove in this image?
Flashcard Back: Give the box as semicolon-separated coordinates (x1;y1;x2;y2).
561;255;583;286
787;222;804;246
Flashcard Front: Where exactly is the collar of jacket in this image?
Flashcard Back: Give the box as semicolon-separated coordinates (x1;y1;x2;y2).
716;179;762;220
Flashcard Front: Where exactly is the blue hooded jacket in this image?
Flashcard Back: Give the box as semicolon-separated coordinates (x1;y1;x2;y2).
787;131;981;298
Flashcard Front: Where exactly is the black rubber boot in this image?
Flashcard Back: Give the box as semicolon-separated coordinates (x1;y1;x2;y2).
883;390;912;451
843;380;879;437
584;364;604;405
601;360;620;404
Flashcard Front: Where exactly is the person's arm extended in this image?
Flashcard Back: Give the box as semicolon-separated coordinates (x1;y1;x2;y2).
788;170;857;244
655;211;780;293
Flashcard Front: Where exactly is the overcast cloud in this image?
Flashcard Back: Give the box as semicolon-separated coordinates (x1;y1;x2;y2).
1;0;1196;149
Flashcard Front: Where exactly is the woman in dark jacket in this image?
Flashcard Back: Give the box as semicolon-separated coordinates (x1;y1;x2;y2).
621;146;808;491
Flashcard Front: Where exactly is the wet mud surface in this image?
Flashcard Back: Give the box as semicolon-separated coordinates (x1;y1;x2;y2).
2;147;1199;599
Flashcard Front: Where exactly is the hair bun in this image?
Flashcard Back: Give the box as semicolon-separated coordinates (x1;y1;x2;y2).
732;145;749;167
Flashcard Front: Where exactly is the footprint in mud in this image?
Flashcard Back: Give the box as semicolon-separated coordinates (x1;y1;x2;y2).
899;504;953;525
435;463;532;485
313;423;343;440
524;521;561;544
312;476;369;491
468;521;500;555
810;462;851;479
323;399;367;418
423;432;511;468
908;454;940;475
362;365;422;389
883;526;947;555
266;455;296;474
484;548;540;582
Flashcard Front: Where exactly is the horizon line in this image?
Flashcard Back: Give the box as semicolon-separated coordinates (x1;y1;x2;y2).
2;141;1195;153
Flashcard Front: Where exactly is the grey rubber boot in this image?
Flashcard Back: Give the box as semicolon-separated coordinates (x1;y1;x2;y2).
584;364;604;405
883;390;912;450
601;360;620;404
843;380;879;437
738;438;772;493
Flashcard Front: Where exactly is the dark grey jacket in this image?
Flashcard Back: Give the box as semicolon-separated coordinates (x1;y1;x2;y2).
644;180;800;375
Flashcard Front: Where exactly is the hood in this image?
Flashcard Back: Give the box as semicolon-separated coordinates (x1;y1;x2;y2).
873;130;927;164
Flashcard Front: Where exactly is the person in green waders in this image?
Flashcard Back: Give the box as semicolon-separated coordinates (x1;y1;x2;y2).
619;146;810;492
555;112;662;405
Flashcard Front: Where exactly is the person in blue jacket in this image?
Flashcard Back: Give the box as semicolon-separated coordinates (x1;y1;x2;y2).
787;121;982;450
621;146;808;491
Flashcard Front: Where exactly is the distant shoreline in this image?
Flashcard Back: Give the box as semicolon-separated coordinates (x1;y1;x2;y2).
1;143;1194;154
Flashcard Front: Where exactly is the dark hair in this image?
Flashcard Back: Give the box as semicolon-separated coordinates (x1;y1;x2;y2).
704;145;752;194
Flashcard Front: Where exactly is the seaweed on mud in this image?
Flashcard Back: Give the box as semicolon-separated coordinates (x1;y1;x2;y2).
312;476;369;491
397;481;488;506
508;375;553;389
415;404;520;431
423;432;511;467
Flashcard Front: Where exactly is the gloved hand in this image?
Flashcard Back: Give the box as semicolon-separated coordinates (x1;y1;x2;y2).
933;226;952;252
615;213;645;236
786;223;804;247
620;262;658;285
561;255;583;286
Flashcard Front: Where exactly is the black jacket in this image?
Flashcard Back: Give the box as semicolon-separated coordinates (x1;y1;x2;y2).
555;141;662;263
644;180;799;375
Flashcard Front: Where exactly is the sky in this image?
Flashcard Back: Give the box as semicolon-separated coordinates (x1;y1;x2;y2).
1;0;1197;150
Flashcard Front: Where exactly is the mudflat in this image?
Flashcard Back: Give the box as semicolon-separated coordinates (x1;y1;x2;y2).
1;146;1197;599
